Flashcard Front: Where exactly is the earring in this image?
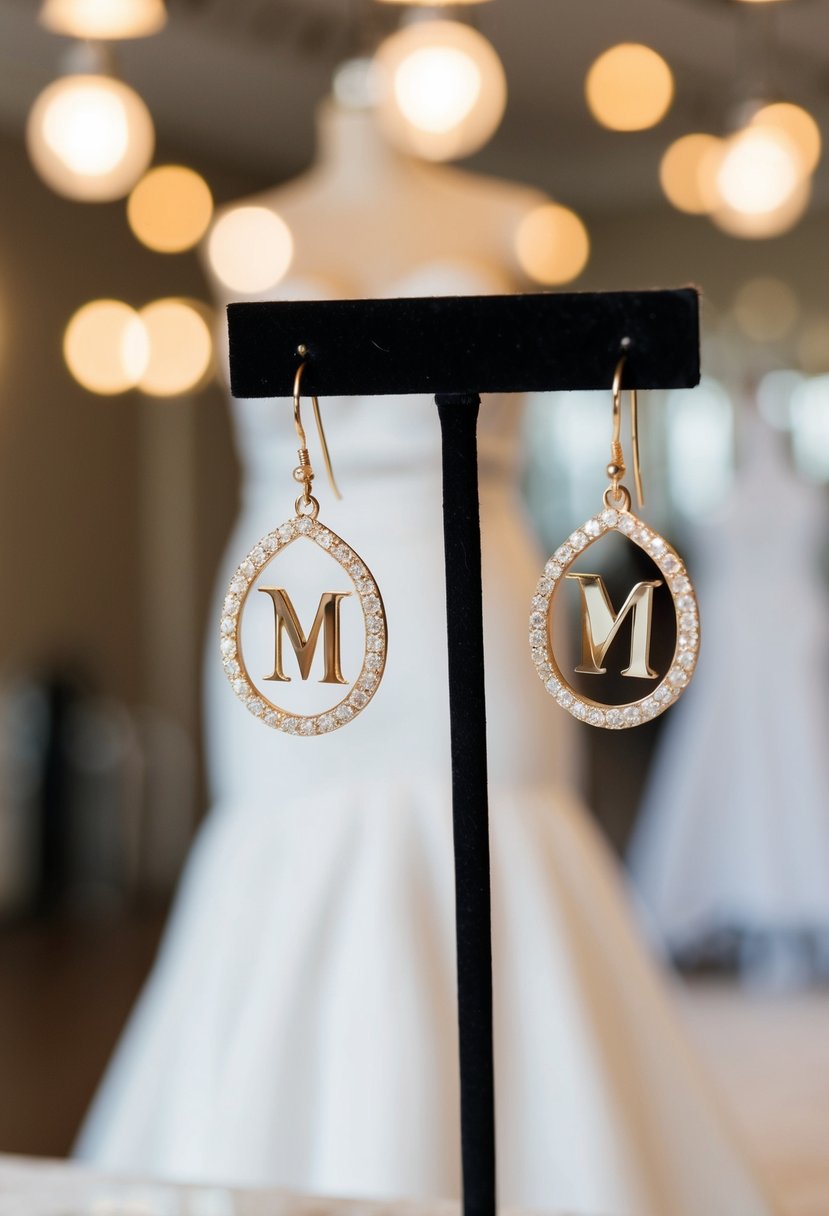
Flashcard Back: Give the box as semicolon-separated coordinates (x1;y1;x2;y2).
530;355;699;729
220;345;387;735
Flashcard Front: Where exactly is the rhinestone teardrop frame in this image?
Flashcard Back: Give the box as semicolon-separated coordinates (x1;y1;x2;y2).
530;506;699;728
220;515;387;735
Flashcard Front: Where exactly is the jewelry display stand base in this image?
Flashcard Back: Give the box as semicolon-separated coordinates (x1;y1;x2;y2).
227;289;701;1216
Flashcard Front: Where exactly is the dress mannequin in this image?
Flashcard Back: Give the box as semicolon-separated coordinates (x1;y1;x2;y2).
77;99;777;1216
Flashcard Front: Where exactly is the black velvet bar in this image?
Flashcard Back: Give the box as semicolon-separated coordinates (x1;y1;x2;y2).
227;289;700;399
437;394;495;1216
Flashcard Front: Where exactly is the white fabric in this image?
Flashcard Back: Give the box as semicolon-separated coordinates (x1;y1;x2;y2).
77;267;776;1215
629;412;829;966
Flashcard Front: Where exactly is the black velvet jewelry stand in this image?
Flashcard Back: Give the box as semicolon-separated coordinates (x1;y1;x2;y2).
227;289;701;1216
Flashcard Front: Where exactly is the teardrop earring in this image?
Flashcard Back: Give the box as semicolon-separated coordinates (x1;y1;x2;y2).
220;345;387;735
530;354;699;729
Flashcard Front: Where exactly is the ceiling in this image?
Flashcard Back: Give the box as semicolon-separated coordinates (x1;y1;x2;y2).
0;0;828;212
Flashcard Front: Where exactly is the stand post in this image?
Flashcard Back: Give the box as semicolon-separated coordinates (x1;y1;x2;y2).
436;393;496;1216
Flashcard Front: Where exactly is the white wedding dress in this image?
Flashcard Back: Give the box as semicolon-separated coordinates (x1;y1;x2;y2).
629;411;829;986
76;262;777;1213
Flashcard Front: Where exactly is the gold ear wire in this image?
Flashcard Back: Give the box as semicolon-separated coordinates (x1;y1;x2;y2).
293;345;342;502
610;353;644;509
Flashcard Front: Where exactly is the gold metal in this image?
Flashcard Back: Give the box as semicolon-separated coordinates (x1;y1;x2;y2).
259;588;351;684
566;573;661;678
293;351;342;504
611;355;644;509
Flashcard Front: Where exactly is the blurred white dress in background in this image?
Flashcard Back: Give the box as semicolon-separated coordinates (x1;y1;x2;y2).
77;103;776;1216
630;408;829;987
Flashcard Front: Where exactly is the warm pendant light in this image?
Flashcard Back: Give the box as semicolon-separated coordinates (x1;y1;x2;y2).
39;0;166;40
375;19;507;162
27;43;154;202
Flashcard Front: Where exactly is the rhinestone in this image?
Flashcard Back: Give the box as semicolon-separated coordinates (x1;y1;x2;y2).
623;705;642;725
362;594;381;613
584;519;602;538
350;690;368;709
241;560;255;578
367;617;383;635
299;719;315;735
334;545;349;561
317;531;332;549
263;534;278;552
554;545;573;564
618;515;635;535
367;636;383;652
642;698;658;718
278;523;294;541
223;594;239;615
572;701;588;720
532;648;548;666
366;654;383;671
679;611;697;630
660;554;680;573
318;713;336;732
530;611;546;628
263;710;280;727
530;629;546;646
251;545;265;564
588;708;605;727
678;632;698;650
678;651;695;670
545;560;563;580
284;718;299;734
601;509;619;527
556;689;574;708
532;594;549;611
671;575;690;593
648;536;666;556
220;637;235;656
677;595;696;612
537;662;552;680
232;678;247;696
668;667;688;688
358;579;374;594
654;686;671;703
633;527;650;546
249;698;265;716
224;659;240;677
569;531;587;551
220;617;234;635
296;518;314;535
360;674;377;690
538;578;553;595
545;676;561;695
230;575;246;594
335;705;353;723
349;561;365;578
606;709;624;727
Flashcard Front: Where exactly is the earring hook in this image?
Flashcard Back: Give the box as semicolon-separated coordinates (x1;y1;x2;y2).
610;353;644;509
293;345;342;503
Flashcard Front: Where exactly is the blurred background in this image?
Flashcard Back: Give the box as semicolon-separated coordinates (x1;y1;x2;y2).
0;0;828;1206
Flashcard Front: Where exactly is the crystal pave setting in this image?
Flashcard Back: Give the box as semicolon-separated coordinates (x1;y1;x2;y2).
530;507;700;729
221;516;387;735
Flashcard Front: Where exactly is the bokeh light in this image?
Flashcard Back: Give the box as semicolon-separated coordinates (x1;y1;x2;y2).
27;74;154;202
585;43;674;132
207;206;294;294
128;165;214;254
659;133;722;214
138;299;213;397
39;0;167;39
64;299;149;394
733;277;799;343
750;102;821;175
711;174;811;239
375;20;507;161
715;124;802;216
515;203;590;285
797;318;829;375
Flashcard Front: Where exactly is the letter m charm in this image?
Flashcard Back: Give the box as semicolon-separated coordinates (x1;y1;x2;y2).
566;573;662;679
259;589;351;684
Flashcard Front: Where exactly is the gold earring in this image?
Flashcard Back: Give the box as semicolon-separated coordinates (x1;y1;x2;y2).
220;346;387;735
529;355;699;729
